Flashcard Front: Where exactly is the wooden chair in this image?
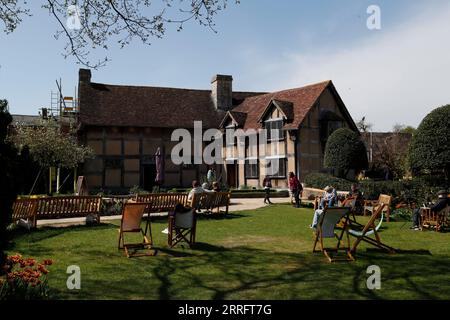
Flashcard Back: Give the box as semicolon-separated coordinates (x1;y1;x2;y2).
364;194;393;222
118;202;156;258
313;207;355;263
350;203;395;254
421;205;449;232
168;205;197;248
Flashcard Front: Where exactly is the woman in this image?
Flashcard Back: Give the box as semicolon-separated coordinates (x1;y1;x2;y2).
288;172;302;208
263;175;273;204
212;181;221;192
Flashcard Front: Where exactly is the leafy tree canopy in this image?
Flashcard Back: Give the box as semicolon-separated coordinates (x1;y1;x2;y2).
11;119;94;169
408;104;450;179
324;128;368;178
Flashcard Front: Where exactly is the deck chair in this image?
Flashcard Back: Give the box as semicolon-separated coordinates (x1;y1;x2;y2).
118;202;156;258
349;203;395;254
168;203;197;248
313;207;355;263
364;194;392;222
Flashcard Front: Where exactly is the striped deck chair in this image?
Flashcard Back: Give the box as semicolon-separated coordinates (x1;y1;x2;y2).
349;203;395;254
313;207;355;263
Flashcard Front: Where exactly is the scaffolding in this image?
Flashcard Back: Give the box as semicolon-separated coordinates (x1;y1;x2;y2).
39;79;80;195
43;78;78;120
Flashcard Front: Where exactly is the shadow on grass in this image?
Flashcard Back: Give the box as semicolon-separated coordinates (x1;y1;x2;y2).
48;243;450;300
7;223;117;248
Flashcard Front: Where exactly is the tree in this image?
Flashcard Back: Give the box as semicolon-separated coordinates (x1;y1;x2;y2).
356;116;372;133
11;119;94;193
393;123;416;135
408;105;450;179
1;0;239;68
0;99;28;270
324;128;368;179
373;132;411;180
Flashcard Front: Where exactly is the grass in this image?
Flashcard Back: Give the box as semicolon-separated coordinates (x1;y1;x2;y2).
6;203;450;300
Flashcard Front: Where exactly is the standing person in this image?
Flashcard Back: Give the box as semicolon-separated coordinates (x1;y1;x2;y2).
263;175;273;204
288;172;302;208
207;167;216;184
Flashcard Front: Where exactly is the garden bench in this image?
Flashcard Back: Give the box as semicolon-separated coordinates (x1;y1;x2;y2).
189;192;231;214
135;193;189;214
12;196;102;228
12;198;39;227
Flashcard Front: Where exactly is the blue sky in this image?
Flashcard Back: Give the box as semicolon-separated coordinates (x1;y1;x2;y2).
1;0;450;131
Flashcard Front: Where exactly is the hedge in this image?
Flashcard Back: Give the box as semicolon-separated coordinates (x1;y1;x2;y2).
304;173;448;205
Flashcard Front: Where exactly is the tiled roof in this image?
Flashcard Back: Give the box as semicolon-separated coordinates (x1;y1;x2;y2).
78;81;263;129
229;81;331;130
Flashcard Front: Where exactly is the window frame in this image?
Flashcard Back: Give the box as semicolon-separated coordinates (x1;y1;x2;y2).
265;118;285;141
244;157;259;179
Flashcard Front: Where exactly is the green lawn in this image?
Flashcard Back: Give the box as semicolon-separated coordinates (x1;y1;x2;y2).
6;203;450;300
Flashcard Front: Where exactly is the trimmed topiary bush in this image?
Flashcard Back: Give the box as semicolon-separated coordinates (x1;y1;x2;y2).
408;104;450;179
324;128;368;178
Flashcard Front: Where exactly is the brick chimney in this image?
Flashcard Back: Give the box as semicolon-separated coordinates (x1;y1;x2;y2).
211;74;233;111
79;68;91;83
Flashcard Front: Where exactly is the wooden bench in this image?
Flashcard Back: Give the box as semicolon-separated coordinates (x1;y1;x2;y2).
12;198;39;227
189;192;231;214
135;193;189;214
12;196;102;228
364;194;393;222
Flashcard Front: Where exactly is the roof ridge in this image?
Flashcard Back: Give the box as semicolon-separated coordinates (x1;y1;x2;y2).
243;80;331;99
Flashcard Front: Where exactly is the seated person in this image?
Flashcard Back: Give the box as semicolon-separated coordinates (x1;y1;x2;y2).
411;190;449;230
311;186;337;229
212;181;221;192
202;182;214;193
188;180;205;201
347;183;364;213
162;203;192;234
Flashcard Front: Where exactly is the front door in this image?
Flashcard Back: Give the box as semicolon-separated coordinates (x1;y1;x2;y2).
226;163;238;188
142;164;157;192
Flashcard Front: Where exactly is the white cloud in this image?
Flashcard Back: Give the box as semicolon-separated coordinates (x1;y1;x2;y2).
258;2;450;131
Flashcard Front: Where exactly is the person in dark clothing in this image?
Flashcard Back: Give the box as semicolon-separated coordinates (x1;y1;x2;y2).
348;183;364;214
288;172;302;208
263;175;273;204
411;190;449;230
212;181;221;192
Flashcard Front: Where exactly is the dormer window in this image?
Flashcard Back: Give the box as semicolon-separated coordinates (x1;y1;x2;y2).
265;118;285;141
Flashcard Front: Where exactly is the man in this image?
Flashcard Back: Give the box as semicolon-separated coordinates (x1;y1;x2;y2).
263;175;273;204
411;190;449;230
188;180;205;201
288;172;302;208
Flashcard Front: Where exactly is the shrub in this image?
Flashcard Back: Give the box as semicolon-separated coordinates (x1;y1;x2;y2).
304;173;352;191
324;128;368;178
408;104;450;179
304;173;447;205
